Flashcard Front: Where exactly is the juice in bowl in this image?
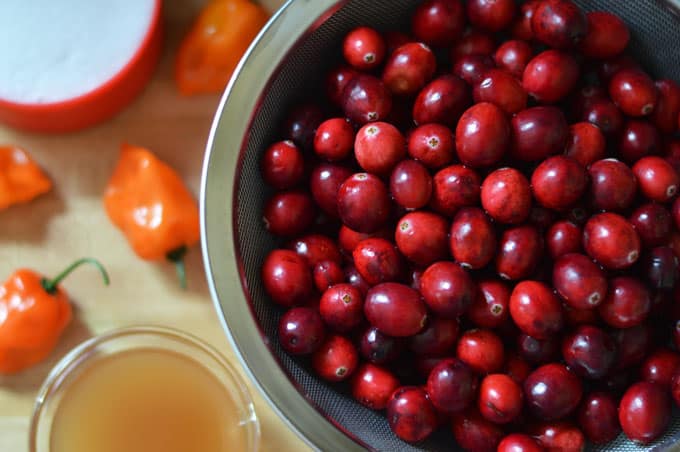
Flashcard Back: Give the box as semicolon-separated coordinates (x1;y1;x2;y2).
29;326;259;452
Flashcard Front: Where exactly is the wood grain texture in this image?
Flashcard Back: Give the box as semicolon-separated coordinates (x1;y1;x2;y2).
0;0;311;450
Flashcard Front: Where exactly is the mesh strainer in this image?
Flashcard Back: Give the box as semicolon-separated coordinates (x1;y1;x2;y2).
201;1;680;450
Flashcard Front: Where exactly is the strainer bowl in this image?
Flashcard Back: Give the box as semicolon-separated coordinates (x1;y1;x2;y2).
201;1;680;450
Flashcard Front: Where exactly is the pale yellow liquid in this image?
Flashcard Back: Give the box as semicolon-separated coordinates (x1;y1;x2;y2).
50;348;249;452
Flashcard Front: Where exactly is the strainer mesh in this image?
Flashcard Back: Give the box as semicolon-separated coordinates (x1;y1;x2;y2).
233;1;680;450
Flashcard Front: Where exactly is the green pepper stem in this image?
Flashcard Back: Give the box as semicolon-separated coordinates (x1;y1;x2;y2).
167;247;188;290
41;258;110;294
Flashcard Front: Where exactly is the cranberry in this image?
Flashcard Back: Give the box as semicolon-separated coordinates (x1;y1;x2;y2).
449;207;497;269
584;213;641;269
547;221;582;259
511;0;540;40
387;386;438;442
619;120;660;164
420;261;476;319
312;118;353;162
325;65;358;107
278;307;326;355
430;164;481;216
337;224;391;257
466;0;515;32
452;54;496;85
561;325;617;379
360;326;402;365
409;317;459;357
382;42;436;97
577;392;621;444
524;363;582;421
494;40;533;79
343;26;385;71
282;103;324;151
517;333;560;366
318;283;363;332
673;370;680;407
510;281;564;340
262;249;313;307
312;335;358;382
355;123;405;176
365;283;427;337
451;29;496;59
452;409;505;452
390;159;433;210
313;260;344;292
478;374;523;425
504;353;532;384
407;123;455;169
310;163;353;218
498;434;544;452
260;140;305;189
426;358;478;414
564;122;606;167
633;156;680;203
553;253;607;310
532;156;588;210
511;106;569;162
643;246;679;290
610;323;652;369
413;75;471;127
611;69;659;118
588;159;637;211
532;0;587;49
411;0;466;47
582;98;624;139
468;279;510;328
496;225;543;281
395;211;449;267
619;382;671;444
337;173;390;233
532;422;585;452
456;329;505;375
641;349;680;388
348;363;399;412
652;79;680;133
598;276;651;328
597;53;641;82
263;190;315;237
473;69;528;115
456;102;510;168
344;264;371;297
342;74;392;125
481;167;532;224
523;50;579;103
289;234;343;268
579;11;629;58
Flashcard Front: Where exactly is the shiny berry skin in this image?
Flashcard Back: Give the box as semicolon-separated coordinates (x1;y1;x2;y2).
562;325;617;379
532;0;587;49
644;246;679;290
452;410;505;452
337;173;390;233
411;0;466;47
360;326;402;364
319;283;364;332
511;0;540;40
553;253;607;310
478;374;522;424
456;102;510;168
355;122;406;176
598;276;651;328
496;225;543;281
260;140;305;189
365;283;427;337
510;281;564;339
511;106;569;162
313;260;344;292
523;50;579;103
382;42;436;97
313;118;354;162
610;69;659;117
619;120;660;164
282;103;324;151
456;329;505;375
351;363;400;410
498;434;544;452
588;159;637;211
262;250;313;307
426;358;478;414
413;75;471;127
407;123;455;169
430;164;481;216
289;233;343;268
610;323;653;370
451;29;496;59
584;213;641;269
310;163;353;218
312;335;358;382
409;317;459;356
524;363;582;420
579;11;629;58
517;334;560;365
387;386;438;442
337;224;391;257
420;261;476;319
453;54;496;86
582;98;624;139
395;211;449;267
629;203;672;248
633;156;680;203
652;79;680;133
343;26;386;71
578;392;621;444
390;159;433;210
641;349;680;389
468;279;510;328
344;264;371;297
532;156;588;210
342;74;392;125
481;167;532;224
466;0;516;32
547;221;582;259
263;190;315;237
564;122;606;167
495;40;533;78
530;422;585;452
618;382;671;444
278;307;326;355
473;69;528;114
449;207;496;269
325;65;358;107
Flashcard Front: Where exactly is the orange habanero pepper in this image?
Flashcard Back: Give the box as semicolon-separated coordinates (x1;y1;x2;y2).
103;144;200;288
175;0;269;95
0;145;52;210
0;258;109;374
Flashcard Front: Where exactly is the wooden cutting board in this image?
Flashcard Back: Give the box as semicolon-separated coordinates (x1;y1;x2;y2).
0;1;311;451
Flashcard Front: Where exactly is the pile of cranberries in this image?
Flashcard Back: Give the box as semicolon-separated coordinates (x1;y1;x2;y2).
258;0;680;449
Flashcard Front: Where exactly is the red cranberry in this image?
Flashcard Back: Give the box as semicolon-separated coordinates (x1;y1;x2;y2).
517;333;560;366
641;348;680;388
312;335;358;382
456;102;510;168
313;118;354;162
582;98;624;138
420;261;476;319
262;249;313;307
629;203;673;248
337;173;391;233
409;317;459;356
619;120;660;164
562;325;617;379
588;159;637;211
351;363;400;411
319;283;364;332
610;69;659;117
263;190;315;237
496;225;543;281
449;207;497;269
524;363;582;420
672;370;680;407
365;283;427;337
532;423;585;452
553;253;607;310
395;211;449;267
547;221;582;259
407;123;455;169
342;74;392;125
611;323;653;369
532;156;588;210
282;103;324;151
430;164;481;216
598;276;651;328
337;224;391;257
289;234;343;268
387;386;438;442
355;122;405;175
579;11;629;58
577;392;621;444
498;434;544;452
652;79;680;133
413;75;471;127
633;156;680;203
564;122;606;167
427;358;478;414
619;382;671;444
478;374;522;424
451;29;496;59
510;281;564;340
511;0;540;40
504;353;532;384
468;279;510;328
644;246;679;291
360;326;402;364
481;167;532;224
313;260;344;292
325;65;358;107
466;0;516;32
452;54;496;85
411;0;466;47
344;264;371;297
473;69;528;114
532;0;587;49
495;40;533;78
343;26;386;71
382;42;436;97
523;50;579;103
452;409;505;452
511;106;569;162
310;163;353;218
278;307;326;355
584;212;641;269
390;159;432;210
456;329;505;375
260;140;305;189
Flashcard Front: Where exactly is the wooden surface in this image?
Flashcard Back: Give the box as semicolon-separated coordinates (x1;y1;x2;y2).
0;1;311;451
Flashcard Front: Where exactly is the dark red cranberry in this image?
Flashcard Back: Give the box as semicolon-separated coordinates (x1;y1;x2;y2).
523;50;579;103
263;190;315;237
504;353;532;384
450;207;496;269
579;11;629;58
337;224;391;257
498;434;544;452
524;363;582;420
619;382;671;444
511;0;540;40
630;203;673;247
588;159;637;212
530;422;585;452
427;358;478;414
473;69;528;114
360;326;402;364
278;307;326;355
511;106;569;162
413;75;471;127
610;323;652;369
382;42;436;97
430;164;481;216
564;122;606;167
313;118;354;162
310;163;353;218
478;374;523;424
289;234;343;268
643;246;680;290
451;29;496;59
619;120;660;164
495;40;533;78
517;333;560;366
337;173;390;233
411;0;466;47
468;279;510;328
262;249;313;307
456;102;510;168
496;225;543;281
342;74;392;125
420;261;476;319
481;167;532;224
562;325;617;379
312;334;358;382
365;283;427;337
510;280;564;339
531;0;587;49
532;156;588;210
652;79;680;133
672;370;680;407
641;348;680;388
343;26;386;71
456;329;505;375
466;0;516;32
610;69;659;117
351;363;400;410
260;140;305;189
581;98;624;138
344;264;371;297
325;65;358;107
564;305;600;328
282;103;324;151
395;211;449;267
452;54;495;85
577;392;621;444
584;213;641;269
633;156;680;203
597;53;641;83
355;122;406;175
553;253;607;310
319;283;364;332
452;409;505;452
387;386;438;442
313;260;344;292
407;123;455;169
409;317;459;356
598;276;650;328
547;221;582;259
390;159;433;210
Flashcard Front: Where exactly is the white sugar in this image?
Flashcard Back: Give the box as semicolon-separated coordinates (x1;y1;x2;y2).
0;0;155;104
